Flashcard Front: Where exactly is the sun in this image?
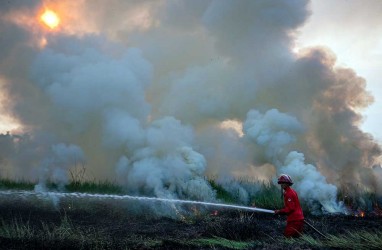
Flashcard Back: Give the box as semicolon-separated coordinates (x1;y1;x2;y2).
40;9;60;29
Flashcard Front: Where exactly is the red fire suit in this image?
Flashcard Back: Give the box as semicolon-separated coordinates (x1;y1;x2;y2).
275;186;304;237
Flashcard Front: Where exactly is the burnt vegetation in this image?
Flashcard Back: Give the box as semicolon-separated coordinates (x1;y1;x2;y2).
0;179;381;249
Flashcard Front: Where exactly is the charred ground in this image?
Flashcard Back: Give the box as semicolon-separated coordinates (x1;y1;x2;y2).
0;195;381;249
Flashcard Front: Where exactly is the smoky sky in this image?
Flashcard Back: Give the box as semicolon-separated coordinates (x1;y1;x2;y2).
0;0;381;211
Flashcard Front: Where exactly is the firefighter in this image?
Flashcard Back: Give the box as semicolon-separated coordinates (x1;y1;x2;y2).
274;174;304;238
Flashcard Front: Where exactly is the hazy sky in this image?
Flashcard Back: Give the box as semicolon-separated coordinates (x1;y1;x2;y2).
1;0;380;143
296;0;382;142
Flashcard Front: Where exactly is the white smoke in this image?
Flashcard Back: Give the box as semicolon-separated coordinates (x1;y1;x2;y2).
0;0;381;212
117;117;216;201
244;109;344;213
30;39;152;129
29;35;217;200
35;143;85;191
280;152;343;213
244;109;303;163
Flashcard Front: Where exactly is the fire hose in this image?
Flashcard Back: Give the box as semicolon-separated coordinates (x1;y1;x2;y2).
249;206;328;239
303;220;328;239
136;197;327;239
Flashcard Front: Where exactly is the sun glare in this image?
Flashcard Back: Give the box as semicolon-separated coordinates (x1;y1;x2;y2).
40;9;60;29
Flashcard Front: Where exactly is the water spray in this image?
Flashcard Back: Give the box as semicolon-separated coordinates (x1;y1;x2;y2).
0;190;332;238
0;190;275;214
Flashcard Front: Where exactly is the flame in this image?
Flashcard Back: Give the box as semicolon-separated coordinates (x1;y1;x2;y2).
40;9;60;29
354;209;365;218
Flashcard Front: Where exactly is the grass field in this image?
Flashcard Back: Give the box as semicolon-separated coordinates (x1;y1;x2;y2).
0;178;381;249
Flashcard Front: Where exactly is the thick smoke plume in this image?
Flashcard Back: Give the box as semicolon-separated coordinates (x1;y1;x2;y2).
0;0;381;212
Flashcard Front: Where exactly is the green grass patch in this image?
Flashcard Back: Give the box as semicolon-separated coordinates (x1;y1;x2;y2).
249;182;283;210
284;230;382;250
0;179;35;190
208;179;236;203
65;180;124;194
208;178;285;210
325;230;382;250
0;178;124;195
188;236;254;249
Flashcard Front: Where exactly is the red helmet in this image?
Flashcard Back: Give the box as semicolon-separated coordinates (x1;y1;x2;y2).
277;174;293;185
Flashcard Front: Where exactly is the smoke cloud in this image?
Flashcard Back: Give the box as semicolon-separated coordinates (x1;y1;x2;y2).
0;0;381;212
35;143;85;191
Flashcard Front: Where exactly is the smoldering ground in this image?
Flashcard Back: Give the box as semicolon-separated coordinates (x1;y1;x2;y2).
0;0;381;214
0;192;381;250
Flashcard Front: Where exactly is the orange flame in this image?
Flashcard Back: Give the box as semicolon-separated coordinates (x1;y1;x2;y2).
355;209;365;218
